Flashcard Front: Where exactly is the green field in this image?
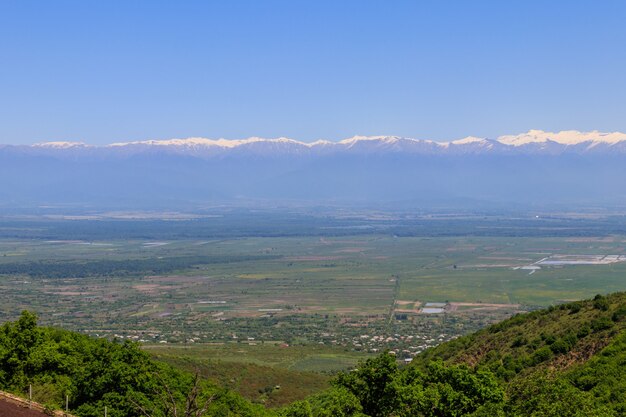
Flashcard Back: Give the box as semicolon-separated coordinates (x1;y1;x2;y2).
1;233;625;348
2;235;625;301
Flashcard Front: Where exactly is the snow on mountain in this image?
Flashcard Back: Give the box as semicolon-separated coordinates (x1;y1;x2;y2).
450;136;488;145
338;135;406;146
497;130;626;147
335;136;440;154
32;141;89;148
108;136;301;149
15;130;626;157
3;130;626;210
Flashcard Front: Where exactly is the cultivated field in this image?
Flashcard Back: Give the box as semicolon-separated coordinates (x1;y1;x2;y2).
1;234;625;345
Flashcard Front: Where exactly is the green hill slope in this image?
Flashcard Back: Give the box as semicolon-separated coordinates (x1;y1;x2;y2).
408;291;626;415
418;292;626;372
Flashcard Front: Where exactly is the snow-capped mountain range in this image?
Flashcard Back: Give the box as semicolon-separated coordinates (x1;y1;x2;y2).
1;130;625;210
12;129;626;156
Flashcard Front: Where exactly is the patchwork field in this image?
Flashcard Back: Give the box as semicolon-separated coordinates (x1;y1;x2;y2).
1;234;625;341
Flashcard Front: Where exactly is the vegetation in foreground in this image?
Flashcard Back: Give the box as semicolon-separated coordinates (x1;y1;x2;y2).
5;292;626;415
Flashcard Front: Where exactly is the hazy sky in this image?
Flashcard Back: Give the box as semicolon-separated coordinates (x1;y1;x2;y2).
1;0;625;145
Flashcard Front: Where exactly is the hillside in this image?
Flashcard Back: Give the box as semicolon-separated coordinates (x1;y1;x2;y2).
4;294;626;416
410;291;626;415
418;292;626;372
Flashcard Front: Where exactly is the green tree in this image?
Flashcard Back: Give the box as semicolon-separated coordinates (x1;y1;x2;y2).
308;387;365;417
334;352;399;417
280;400;312;417
397;361;504;417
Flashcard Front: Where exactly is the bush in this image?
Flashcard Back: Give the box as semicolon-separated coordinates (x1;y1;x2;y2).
532;347;553;365
542;334;556;345
577;326;591;339
511;336;527;348
593;295;610;311
550;339;571;355
612;306;626;322
591;317;614;332
569;302;583;314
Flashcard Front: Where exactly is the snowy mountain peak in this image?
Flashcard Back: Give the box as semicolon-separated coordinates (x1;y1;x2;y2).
107;136;300;149
32;141;88;148
450;136;489;145
497;130;626;146
20;130;626;156
308;140;334;147
339;135;404;145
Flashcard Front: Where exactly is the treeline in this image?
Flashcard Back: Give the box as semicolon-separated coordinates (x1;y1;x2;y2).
0;255;278;278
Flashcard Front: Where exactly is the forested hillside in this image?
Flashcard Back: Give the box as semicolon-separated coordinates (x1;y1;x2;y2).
4;293;626;416
0;311;268;417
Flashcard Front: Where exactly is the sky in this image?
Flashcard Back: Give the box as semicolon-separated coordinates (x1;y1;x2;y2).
1;0;625;145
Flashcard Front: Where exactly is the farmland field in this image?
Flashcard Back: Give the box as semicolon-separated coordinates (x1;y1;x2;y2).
1;221;626;344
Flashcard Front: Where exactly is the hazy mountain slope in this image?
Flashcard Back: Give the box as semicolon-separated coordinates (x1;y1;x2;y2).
1;130;626;209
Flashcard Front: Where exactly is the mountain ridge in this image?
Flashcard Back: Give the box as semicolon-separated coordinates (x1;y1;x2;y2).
7;129;626;156
2;129;626;209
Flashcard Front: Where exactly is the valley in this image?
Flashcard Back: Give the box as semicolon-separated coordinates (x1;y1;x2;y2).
1;213;625;406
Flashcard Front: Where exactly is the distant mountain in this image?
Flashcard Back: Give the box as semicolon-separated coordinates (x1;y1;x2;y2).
11;129;626;157
1;130;625;210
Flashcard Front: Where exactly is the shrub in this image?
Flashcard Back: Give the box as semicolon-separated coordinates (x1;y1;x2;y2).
612;306;626;322
577;326;591;339
511;336;528;348
591;316;614;332
569;302;583;314
531;347;553;365
550;339;570;355
593;297;610;311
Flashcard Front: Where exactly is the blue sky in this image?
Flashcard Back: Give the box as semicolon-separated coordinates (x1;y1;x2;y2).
1;0;625;145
